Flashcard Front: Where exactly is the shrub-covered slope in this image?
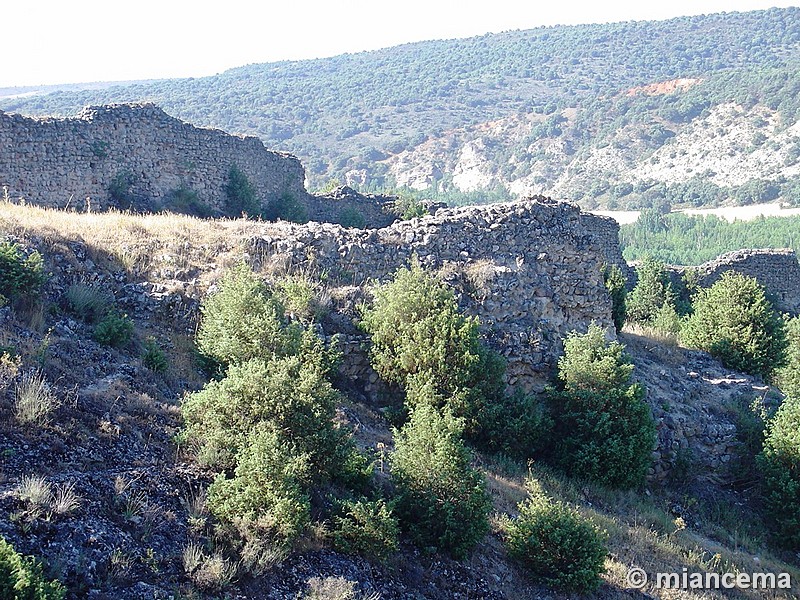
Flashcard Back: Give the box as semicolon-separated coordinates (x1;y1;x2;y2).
1;202;799;598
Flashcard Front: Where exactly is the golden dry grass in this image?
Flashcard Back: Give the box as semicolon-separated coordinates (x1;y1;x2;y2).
0;200;267;285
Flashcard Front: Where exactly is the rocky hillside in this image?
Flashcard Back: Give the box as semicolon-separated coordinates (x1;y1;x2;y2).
3;8;800;209
1;200;799;599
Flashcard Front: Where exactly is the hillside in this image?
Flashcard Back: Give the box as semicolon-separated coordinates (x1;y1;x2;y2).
1;200;799;599
3;8;800;208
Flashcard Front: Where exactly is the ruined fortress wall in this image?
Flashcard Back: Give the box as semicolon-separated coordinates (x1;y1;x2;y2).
0;104;308;212
695;249;800;315
304;186;398;229
249;198;619;392
664;249;800;315
578;212;636;283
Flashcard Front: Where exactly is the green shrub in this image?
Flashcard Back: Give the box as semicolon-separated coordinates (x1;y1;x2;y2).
224;165;261;217
332;498;399;562
338;206;366;229
142;337;168;373
317;178;343;194
92;311;133;347
163;185;213;218
602;264;627;332
465;384;551;461
775;316;800;397
675;267;700;316
390;195;427;220
181;355;349;474
758;395;800;551
265;193;308;224
557;324;633;393
546;324;655;488
64;284;112;323
361;261;541;451
391;403;491;558
504;481;607;594
272;274;324;323
681;272;788;378
626;256;675;325
196;264;300;367
331;446;375;493
726;393;772;480
207;427;311;547
360;261;487;405
0;242;45;306
108;170;136;207
649;301;683;338
0;536;65;599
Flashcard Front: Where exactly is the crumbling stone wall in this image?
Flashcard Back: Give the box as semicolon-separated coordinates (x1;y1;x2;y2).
693;249;800;315
304;185;447;229
305;185;399;229
631;249;799;315
0;103;307;212
249;197;620;392
578;211;636;283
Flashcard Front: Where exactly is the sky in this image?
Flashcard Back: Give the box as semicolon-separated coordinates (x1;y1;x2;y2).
3;0;799;88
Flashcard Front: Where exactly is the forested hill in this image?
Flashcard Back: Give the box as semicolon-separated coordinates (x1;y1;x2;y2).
4;7;800;208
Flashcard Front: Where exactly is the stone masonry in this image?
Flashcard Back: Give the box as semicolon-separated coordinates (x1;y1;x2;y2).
0;103;308;212
248;197;618;393
694;248;800;315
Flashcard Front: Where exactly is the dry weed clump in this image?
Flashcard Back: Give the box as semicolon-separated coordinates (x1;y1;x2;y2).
182;542;237;591
16;475;81;521
0;350;21;396
14;370;59;424
301;576;380;600
461;258;497;301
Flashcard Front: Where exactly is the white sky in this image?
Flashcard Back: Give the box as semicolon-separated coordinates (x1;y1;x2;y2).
2;0;799;88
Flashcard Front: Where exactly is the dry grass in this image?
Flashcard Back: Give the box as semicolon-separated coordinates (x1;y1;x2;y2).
108;547;135;581
182;541;206;574
51;480;81;515
17;474;53;509
182;486;209;535
183;542;237;591
0;351;21;397
301;576;380;600
461;258;498;301
16;475;81;519
623;321;680;347
620;326;687;369
0;200;266;285
239;537;287;576
64;283;113;322
14;370;59;424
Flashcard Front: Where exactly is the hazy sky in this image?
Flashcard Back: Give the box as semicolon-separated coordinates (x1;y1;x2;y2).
3;0;799;88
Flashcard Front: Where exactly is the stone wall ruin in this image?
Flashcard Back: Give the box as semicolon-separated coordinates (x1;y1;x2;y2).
249;197;619;393
693;248;800;315
0;103;308;213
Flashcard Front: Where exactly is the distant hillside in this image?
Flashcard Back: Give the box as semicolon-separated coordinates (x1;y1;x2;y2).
4;7;800;208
